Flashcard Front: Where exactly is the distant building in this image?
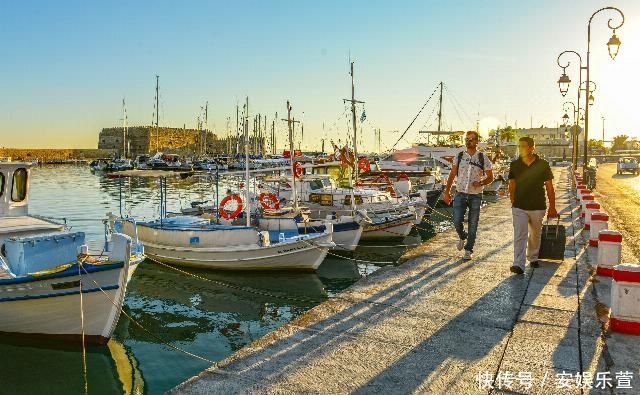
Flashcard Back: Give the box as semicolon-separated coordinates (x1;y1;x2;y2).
98;126;266;157
512;126;583;159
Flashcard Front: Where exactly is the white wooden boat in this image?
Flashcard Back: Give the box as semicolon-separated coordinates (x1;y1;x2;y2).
114;216;334;271
0;162;144;343
260;175;418;239
259;210;364;251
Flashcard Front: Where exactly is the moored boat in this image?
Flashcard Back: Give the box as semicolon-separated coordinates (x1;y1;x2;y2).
0;162;144;343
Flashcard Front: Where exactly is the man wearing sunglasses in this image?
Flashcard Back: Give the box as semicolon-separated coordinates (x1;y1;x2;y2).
508;136;558;274
443;131;494;260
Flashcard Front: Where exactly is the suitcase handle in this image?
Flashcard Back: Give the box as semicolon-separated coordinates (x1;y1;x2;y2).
544;215;561;239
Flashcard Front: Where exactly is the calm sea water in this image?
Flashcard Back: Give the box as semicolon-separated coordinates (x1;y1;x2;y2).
0;165;448;394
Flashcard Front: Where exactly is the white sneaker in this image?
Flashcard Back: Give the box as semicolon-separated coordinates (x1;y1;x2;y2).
457;239;465;251
463;250;472;260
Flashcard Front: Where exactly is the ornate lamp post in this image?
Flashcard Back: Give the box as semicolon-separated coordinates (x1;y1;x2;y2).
563;101;579;170
557;51;585;171
584;7;624;173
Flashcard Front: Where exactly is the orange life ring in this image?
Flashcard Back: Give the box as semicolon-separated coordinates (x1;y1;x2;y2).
397;173;409;181
258;193;280;210
219;195;243;219
293;162;304;178
358;158;371;172
374;173;391;185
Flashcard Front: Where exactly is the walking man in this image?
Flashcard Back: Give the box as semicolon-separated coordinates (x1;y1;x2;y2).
443;131;494;260
508;137;558;274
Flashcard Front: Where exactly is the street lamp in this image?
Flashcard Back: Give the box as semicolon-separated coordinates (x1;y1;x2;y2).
583;7;625;175
608;31;622;60
557;69;571;96
557;50;585;171
562;113;570;127
588;94;595;106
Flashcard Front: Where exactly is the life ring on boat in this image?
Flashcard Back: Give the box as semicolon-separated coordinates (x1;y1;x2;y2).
258;193;280;210
293;162;304;178
397;173;409;181
219;195;243;219
358;158;371;172
374;173;391;185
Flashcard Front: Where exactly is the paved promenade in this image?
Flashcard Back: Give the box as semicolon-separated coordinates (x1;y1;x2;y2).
172;167;639;394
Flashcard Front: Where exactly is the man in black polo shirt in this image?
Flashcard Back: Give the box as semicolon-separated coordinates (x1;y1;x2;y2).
508;137;557;274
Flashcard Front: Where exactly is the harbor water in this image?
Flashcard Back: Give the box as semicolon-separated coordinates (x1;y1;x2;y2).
0;165;449;394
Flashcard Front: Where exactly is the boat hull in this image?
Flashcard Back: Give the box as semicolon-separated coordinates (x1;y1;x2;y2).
141;234;332;271
0;262;137;343
299;221;363;251
360;218;414;241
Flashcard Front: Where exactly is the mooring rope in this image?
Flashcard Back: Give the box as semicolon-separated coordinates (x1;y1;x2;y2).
148;258;329;305
79;264;215;364
77;261;88;395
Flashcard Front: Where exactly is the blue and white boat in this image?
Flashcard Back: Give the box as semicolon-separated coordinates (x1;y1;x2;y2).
109;170;335;271
0;162;144;343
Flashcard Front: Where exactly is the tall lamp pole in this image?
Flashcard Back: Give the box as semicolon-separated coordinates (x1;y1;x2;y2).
584;7;624;172
556;50;584;172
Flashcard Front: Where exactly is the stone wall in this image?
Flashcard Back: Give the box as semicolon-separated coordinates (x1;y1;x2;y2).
98;126;266;157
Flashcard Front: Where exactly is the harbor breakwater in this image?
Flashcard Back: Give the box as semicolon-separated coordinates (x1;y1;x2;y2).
0;148;116;162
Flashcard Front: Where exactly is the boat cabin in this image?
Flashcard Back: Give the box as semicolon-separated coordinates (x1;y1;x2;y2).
0;163;66;241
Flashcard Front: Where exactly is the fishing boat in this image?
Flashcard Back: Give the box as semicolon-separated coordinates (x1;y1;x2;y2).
260;174;416;240
0;162;144;343
111;108;335;271
114;215;333;271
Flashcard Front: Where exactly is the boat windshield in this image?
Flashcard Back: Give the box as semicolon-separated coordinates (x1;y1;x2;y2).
308;180;325;190
11;168;27;202
321;178;333;188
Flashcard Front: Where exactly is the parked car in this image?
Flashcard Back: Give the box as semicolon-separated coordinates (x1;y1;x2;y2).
617;157;639;175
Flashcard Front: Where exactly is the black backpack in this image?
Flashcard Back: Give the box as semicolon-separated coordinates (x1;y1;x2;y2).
456;151;485;176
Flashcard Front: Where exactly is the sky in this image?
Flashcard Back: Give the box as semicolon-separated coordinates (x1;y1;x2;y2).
1;0;639;152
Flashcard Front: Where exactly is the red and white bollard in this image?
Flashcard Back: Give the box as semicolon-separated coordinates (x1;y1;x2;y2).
589;212;609;246
583;202;601;230
577;187;590;201
610;263;640;335
596;230;622;275
580;194;595;214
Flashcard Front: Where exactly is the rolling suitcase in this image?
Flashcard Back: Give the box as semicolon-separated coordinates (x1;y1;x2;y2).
538;216;566;260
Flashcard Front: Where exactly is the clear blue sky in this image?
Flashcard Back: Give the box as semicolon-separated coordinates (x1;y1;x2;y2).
1;0;638;151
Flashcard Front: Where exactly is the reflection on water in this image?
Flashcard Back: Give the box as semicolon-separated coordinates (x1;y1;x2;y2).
1;165;446;394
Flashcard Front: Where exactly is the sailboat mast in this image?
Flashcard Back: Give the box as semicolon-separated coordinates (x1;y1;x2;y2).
155;75;160;152
122;98;127;158
244;97;251;226
437;81;443;133
343;62;364;182
284;101;299;210
350;62;358;181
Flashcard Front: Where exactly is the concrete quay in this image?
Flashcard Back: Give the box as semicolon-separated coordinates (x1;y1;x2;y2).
172;167;639;394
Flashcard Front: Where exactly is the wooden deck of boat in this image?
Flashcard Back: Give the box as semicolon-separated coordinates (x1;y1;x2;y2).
0;216;63;234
